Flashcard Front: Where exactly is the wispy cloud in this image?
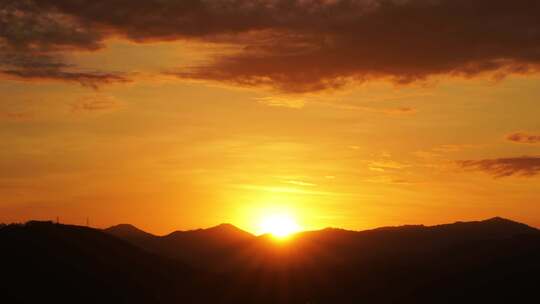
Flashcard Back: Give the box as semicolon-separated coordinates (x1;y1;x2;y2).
415;144;477;159
284;180;316;187
255;96;305;109
457;156;540;178
71;95;122;113
368;160;409;172
363;176;414;185
0;111;33;121
1;68;130;89
234;184;344;197
335;104;417;116
507;132;540;144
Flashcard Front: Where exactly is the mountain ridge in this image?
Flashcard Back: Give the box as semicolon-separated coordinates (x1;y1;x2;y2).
104;216;538;239
102;217;540;272
2;217;539;303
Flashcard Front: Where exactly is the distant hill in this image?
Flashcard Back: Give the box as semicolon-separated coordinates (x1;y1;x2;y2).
2;218;539;303
105;222;255;270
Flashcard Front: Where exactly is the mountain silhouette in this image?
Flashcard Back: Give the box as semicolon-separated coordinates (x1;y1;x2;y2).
0;221;215;304
105;217;539;270
105;223;157;239
106;222;255;270
2;218;539;303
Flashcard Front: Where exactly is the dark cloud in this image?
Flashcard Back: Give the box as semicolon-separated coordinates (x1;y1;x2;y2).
1;67;130;89
3;0;540;91
507;132;540;144
457;156;540;178
0;0;125;87
0;48;129;87
0;0;103;51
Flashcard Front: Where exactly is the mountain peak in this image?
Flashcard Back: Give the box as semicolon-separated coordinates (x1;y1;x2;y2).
427;217;540;240
105;224;155;238
480;216;538;231
107;223;139;230
164;223;254;243
201;223;253;238
483;216;518;224
208;223;243;232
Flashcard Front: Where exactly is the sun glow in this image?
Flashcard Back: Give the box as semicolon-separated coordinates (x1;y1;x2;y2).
259;213;301;238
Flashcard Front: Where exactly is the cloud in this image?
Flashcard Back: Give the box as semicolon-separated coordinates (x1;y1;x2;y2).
0;0;126;87
71;95;121;113
457;156;540;178
255;96;305;108
234;183;343;197
154;0;540;92
4;0;540;91
507;132;540;144
363;176;414;184
284;180;316;187
0;44;129;88
379;107;416;115
368;159;409;172
415;144;477;159
1;68;130;88
0;0;103;52
0;111;33;121
335;104;417;115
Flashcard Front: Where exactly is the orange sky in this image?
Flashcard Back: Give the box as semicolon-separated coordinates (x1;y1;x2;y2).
1;1;539;234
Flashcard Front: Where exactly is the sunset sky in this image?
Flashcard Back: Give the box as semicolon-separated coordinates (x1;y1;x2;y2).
1;0;539;234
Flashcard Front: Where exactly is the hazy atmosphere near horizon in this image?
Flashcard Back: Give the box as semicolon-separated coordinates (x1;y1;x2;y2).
1;0;540;236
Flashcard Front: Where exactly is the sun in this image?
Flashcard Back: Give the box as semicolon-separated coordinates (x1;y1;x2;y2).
259;213;301;239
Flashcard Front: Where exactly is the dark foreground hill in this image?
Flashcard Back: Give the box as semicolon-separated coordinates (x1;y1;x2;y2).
2;218;540;303
0;221;218;303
